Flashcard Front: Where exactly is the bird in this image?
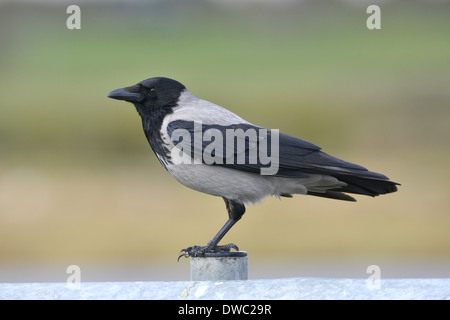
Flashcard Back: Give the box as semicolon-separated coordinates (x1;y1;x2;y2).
106;77;399;260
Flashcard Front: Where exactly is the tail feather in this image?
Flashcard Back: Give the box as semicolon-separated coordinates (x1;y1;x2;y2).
332;174;399;197
307;174;399;201
307;190;357;202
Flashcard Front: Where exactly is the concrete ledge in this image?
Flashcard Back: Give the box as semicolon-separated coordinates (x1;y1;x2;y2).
1;278;449;300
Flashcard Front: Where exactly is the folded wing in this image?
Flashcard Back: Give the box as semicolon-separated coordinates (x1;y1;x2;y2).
167;120;398;199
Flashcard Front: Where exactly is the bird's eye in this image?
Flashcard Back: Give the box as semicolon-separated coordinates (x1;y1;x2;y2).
137;84;151;95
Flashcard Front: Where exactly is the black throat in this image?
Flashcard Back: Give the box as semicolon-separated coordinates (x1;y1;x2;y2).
136;104;175;169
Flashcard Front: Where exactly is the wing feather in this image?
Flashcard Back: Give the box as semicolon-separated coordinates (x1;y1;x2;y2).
166;120;398;196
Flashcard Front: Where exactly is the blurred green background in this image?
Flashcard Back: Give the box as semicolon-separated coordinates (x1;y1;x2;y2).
0;0;449;282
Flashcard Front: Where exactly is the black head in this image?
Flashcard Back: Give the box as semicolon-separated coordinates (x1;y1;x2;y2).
107;77;186;117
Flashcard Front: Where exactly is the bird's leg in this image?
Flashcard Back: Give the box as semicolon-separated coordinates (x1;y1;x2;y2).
178;219;239;260
178;198;245;260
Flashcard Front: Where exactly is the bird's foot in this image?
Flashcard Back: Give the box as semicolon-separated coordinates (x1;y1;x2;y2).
177;243;239;261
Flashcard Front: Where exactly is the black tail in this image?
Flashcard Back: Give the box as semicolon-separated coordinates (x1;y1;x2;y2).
334;174;399;197
307;174;399;202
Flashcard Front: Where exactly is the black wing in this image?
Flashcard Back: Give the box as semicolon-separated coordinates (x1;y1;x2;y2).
166;120;398;198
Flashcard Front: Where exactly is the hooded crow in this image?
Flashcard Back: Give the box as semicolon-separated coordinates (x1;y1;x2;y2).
107;77;399;259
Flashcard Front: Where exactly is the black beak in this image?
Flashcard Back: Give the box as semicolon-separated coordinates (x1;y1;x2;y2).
106;87;144;103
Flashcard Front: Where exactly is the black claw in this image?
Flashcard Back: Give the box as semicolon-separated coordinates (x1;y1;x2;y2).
177;249;187;262
214;243;239;252
177;245;206;261
177;243;239;261
177;246;203;261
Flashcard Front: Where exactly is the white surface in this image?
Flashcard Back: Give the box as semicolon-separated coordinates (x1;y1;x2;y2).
0;278;449;300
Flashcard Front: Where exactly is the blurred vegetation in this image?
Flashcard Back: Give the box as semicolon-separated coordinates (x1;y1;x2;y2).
0;1;449;279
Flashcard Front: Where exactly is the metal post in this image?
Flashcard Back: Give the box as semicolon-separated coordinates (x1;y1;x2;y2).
190;251;248;281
